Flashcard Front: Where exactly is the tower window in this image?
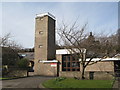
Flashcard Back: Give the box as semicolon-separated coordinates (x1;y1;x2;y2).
40;18;43;20
39;17;43;20
39;45;43;48
39;31;43;34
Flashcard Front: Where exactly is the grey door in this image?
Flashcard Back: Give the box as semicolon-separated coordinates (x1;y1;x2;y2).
89;72;94;80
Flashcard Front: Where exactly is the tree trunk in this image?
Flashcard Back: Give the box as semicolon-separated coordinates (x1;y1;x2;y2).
81;64;85;80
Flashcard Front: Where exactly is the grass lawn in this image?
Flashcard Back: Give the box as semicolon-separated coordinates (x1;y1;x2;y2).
0;77;21;80
0;78;9;80
42;77;113;88
0;77;15;80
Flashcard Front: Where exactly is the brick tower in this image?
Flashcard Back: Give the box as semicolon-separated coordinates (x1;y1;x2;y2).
34;13;57;76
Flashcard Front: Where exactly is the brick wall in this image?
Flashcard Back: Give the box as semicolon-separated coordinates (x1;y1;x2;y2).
85;61;114;72
57;54;115;80
3;70;28;78
34;62;58;76
59;71;114;80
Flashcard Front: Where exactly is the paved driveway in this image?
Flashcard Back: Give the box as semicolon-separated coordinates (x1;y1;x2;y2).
2;76;54;88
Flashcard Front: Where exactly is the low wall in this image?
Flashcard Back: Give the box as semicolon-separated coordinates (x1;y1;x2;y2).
8;70;28;77
59;71;114;80
3;69;28;78
59;71;81;78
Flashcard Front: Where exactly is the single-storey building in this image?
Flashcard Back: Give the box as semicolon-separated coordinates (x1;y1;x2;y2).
33;48;120;80
33;12;120;80
56;49;120;80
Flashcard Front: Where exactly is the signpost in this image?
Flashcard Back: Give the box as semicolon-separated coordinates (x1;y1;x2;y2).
51;63;57;67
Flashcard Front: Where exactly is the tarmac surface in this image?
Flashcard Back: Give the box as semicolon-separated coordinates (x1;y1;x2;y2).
1;76;120;89
2;76;54;88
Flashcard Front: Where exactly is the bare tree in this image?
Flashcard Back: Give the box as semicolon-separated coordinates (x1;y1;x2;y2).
0;33;11;46
1;33;22;66
95;32;118;56
57;21;106;79
117;29;120;53
0;33;22;50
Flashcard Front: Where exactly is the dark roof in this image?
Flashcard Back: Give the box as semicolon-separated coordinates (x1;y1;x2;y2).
18;52;34;61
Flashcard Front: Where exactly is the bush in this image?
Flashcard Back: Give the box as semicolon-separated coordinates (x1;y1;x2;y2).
2;47;19;66
55;77;66;82
17;58;29;69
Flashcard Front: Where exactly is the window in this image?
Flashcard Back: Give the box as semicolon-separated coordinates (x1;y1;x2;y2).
36;18;43;21
40;18;43;20
39;17;43;20
39;45;43;48
39;31;43;34
62;54;80;71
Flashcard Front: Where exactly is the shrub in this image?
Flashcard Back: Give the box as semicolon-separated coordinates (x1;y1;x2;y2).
55;77;66;82
17;58;29;69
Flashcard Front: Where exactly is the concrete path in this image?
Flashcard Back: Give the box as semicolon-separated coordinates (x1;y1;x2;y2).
2;76;54;88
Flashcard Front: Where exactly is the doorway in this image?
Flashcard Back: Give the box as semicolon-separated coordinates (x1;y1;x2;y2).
89;72;94;80
114;61;120;77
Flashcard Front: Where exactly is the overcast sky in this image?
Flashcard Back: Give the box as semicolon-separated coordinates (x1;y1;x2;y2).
2;2;118;48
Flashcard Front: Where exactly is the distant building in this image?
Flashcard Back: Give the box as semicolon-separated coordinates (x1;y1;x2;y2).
18;52;34;61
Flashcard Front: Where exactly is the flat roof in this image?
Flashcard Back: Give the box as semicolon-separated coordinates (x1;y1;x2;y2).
39;60;58;63
56;49;71;55
56;48;85;55
79;58;120;62
36;12;56;20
